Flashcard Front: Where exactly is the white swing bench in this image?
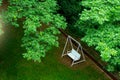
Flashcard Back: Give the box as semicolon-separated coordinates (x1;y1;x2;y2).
62;35;85;66
67;49;81;62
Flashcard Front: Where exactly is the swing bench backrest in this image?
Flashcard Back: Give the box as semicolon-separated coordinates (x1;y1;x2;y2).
67;49;81;61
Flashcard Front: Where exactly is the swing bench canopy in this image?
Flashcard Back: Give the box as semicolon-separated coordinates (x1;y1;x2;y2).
61;35;85;66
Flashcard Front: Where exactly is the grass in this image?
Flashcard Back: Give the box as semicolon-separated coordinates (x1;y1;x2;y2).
0;26;110;80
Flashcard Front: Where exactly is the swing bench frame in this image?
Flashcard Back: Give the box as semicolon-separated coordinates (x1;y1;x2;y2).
61;35;85;66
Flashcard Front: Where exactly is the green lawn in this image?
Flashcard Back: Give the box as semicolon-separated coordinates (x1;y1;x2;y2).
0;26;110;80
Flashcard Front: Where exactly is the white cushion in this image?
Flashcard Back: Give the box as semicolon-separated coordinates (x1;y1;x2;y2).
67;49;81;61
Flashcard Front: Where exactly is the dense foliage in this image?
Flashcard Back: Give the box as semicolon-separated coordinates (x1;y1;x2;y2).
75;0;120;71
3;0;66;62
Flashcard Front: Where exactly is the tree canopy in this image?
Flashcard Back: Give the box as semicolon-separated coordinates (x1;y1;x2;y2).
3;0;66;62
75;0;120;71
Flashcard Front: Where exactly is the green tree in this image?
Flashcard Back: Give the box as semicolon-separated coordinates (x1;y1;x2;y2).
3;0;66;62
75;0;120;71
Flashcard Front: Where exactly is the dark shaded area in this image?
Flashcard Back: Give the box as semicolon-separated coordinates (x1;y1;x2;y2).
57;0;85;36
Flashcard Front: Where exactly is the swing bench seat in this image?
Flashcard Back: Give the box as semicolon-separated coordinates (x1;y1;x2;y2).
67;49;81;61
